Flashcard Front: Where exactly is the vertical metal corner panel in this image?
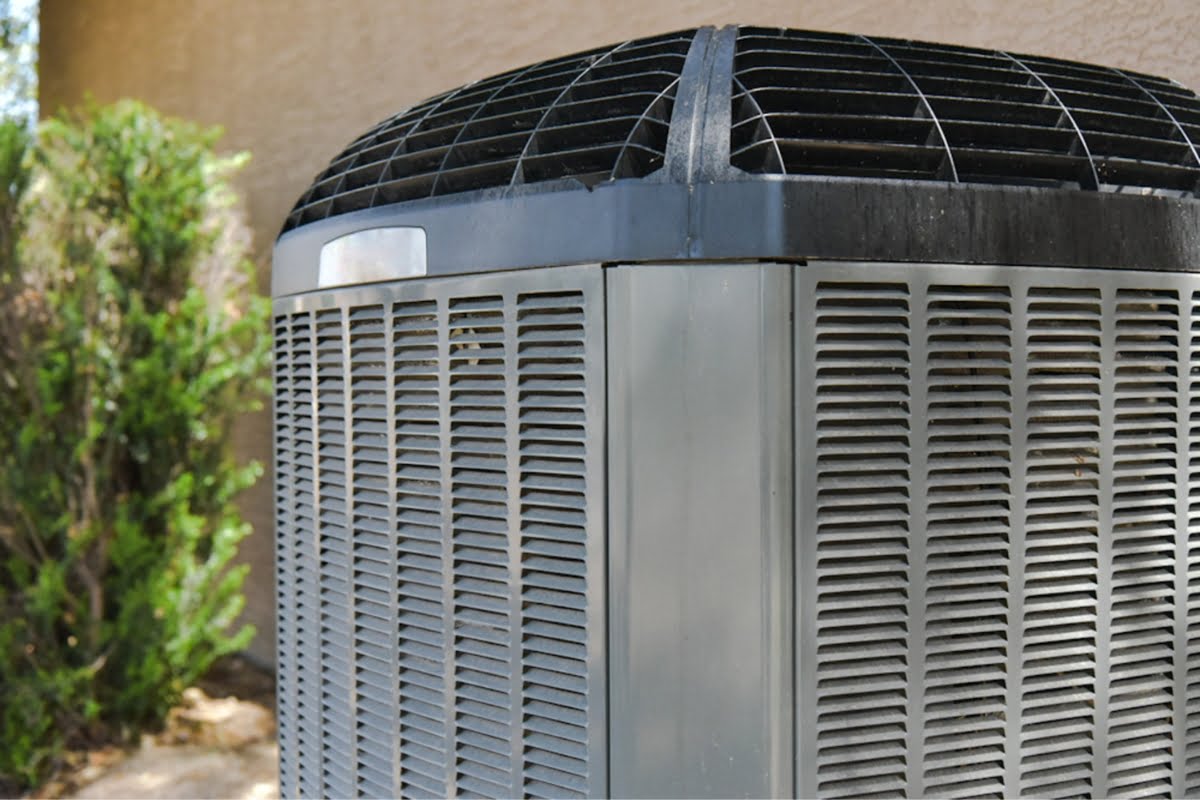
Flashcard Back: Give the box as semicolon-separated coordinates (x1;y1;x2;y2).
606;263;794;799
273;264;607;799
795;261;1200;799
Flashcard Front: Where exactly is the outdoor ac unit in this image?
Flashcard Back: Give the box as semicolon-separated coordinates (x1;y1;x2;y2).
271;25;1200;799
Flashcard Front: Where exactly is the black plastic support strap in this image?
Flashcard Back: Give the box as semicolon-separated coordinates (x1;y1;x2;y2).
660;26;714;182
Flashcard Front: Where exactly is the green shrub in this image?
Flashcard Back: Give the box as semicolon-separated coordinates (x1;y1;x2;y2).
0;100;269;791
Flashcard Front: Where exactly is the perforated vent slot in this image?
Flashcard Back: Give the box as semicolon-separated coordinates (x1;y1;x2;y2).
733;27;1200;194
1187;290;1200;796
394;298;448;798
274;267;605;799
281;311;323;800
273;314;300;800
1107;289;1178;797
314;309;355;798
797;263;1200;799
282;31;693;232
921;285;1012;799
813;281;911;799
347;305;393;799
448;294;513;798
517;291;591;799
1020;286;1101;798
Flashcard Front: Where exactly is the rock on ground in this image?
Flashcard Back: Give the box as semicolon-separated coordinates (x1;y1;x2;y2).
66;688;278;800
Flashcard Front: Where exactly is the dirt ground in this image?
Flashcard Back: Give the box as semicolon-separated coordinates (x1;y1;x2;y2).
32;657;279;800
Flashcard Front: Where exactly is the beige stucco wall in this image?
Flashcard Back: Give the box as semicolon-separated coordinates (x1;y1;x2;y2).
39;0;1200;665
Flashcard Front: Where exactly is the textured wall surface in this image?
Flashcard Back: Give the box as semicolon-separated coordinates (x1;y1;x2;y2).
39;0;1200;665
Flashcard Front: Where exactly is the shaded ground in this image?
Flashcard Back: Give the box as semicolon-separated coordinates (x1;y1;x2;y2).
69;737;277;800
33;657;279;800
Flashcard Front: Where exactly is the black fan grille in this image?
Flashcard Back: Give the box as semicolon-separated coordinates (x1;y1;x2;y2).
732;27;1200;194
284;26;1200;236
282;30;694;232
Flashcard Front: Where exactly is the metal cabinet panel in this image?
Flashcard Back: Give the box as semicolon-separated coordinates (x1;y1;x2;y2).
607;263;794;799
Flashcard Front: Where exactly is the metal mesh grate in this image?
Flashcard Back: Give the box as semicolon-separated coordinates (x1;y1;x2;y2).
273;266;605;799
733;27;1200;194
798;262;1200;799
281;31;694;232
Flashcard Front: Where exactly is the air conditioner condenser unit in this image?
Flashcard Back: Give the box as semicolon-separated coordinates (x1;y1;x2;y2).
272;25;1200;799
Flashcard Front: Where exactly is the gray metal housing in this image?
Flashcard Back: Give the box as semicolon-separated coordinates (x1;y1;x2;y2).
272;24;1200;800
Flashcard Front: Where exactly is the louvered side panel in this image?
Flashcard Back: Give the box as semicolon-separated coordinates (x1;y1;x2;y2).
1020;287;1101;798
517;291;592;800
275;267;605;799
348;305;395;799
448;294;515;798
273;314;299;799
1186;290;1200;795
315;309;356;798
394;299;450;799
921;285;1012;798
812;280;912;799
798;263;1200;799
1108;290;1179;799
